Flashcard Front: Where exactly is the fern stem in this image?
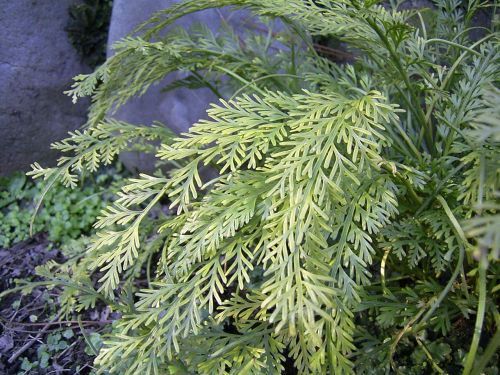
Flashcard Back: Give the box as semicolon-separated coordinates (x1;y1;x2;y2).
416;337;445;374
0;280;116;309
472;325;500;375
364;17;435;155
415;244;464;331
191;71;223;98
381;248;391;295
398;115;423;162
229;73;302;100
379;163;422;204
146;252;153;287
424;34;495;156
414;196;465;331
390;305;428;371
415;163;465;216
216;66;267;96
78;315;99;356
425;39;483;57
463;249;487;375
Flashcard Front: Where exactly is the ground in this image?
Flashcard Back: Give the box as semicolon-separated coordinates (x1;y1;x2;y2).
0;234;106;375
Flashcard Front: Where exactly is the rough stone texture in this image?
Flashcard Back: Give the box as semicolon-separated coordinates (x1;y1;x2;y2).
107;1;263;173
0;0;89;176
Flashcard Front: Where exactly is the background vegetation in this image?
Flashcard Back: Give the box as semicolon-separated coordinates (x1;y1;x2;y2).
66;0;113;68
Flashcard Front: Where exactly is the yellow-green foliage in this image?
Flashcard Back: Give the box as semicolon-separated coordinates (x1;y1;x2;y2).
28;0;498;374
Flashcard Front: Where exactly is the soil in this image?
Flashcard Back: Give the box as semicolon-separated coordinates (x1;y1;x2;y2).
0;234;106;375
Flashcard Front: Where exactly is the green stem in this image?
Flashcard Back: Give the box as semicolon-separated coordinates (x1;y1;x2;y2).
191;71;223;99
146;252;153;287
229;73;302;101
426;39;483;57
394;99;424;162
414;195;465;331
365;18;435;155
367;52;423;160
424;34;495;155
415;243;465;332
415;163;466;216
402;178;423;205
390;305;428;372
472;326;500;375
78;315;99;356
0;280;116;309
416;337;445;374
216;66;267;97
381;248;391;295
463;250;488;375
380;163;423;204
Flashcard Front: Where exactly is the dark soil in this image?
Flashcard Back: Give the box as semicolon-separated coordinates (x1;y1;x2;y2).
0;234;106;374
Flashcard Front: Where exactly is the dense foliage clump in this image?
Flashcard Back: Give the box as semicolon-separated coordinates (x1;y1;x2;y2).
25;0;499;373
66;0;113;68
0;171;121;248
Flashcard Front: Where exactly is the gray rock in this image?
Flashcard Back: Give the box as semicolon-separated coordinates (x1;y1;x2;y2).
0;0;90;176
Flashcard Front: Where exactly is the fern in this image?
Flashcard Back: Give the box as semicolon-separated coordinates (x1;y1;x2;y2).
26;0;500;374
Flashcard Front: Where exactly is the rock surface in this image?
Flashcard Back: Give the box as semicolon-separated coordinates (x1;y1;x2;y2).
0;0;89;176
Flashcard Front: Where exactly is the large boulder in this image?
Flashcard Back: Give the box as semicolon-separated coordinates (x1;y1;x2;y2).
0;0;90;176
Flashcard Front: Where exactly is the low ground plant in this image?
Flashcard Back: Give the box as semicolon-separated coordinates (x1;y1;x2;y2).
0;170;122;248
